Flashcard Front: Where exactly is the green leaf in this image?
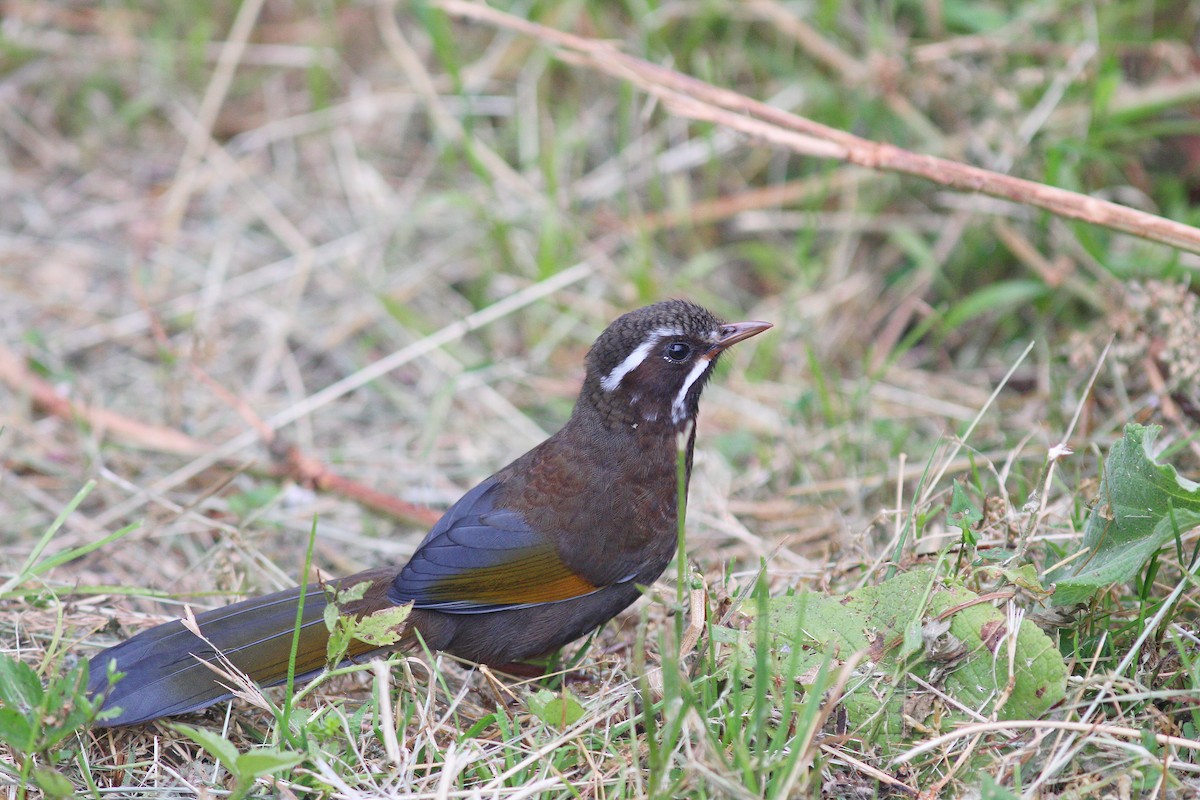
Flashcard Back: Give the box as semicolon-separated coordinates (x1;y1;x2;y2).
977;564;1052;600
979;774;1022;799
323;581;412;662
41;682;98;747
0;707;35;753
325;623;355;664
168;723;242;771
950;480;983;543
924;582;1065;720
1053;425;1200;605
0;655;44;711
735;568;1067;755
235;750;304;778
901;618;924;660
974;548;1017;564
527;689;586;729
323;580;371;634
169;723;302;800
351;604;413;647
31;766;75;798
941;280;1047;334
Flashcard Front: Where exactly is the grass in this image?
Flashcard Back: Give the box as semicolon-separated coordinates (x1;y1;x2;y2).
2;0;1200;796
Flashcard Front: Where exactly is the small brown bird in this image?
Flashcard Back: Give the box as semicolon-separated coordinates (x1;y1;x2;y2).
88;300;771;726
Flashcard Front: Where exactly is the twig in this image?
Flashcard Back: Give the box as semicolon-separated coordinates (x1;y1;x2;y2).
438;0;1200;254
83;262;594;527
0;343;206;456
0;345;440;528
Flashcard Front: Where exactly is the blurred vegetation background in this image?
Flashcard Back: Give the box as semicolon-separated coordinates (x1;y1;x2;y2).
1;0;1199;796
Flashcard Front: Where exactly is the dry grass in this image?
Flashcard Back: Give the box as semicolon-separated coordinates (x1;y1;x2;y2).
2;1;1200;797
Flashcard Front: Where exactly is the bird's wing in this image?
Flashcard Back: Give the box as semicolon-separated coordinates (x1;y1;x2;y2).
387;477;603;614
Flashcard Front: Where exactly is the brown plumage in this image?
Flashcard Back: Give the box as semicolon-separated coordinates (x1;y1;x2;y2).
87;300;771;726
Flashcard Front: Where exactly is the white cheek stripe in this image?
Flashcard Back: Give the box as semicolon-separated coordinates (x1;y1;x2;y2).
671;358;711;423
600;326;684;392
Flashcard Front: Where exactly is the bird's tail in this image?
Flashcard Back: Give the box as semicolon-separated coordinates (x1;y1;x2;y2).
87;568;401;727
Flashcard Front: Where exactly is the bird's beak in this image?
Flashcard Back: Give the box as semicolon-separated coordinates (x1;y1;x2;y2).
706;320;773;359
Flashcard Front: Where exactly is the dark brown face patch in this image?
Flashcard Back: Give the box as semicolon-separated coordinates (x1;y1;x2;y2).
609;336;719;423
584;301;727;426
586;299;725;388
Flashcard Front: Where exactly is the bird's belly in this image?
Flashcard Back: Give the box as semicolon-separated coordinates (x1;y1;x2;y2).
417;582;645;665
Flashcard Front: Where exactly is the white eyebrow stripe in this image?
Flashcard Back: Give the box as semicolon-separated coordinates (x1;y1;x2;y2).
671;358;711;423
600;326;685;392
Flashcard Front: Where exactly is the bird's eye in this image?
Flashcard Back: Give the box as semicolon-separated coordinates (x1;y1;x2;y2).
664;341;692;362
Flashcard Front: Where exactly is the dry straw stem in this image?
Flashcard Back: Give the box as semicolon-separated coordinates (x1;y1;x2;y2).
159;0;269;245
439;0;1200;255
29;262;594;532
894;719;1200;764
0;338;440;527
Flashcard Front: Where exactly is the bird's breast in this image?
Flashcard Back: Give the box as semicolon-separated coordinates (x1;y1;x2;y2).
500;424;688;587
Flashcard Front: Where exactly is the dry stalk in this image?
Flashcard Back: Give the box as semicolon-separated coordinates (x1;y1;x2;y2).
438;0;1200;255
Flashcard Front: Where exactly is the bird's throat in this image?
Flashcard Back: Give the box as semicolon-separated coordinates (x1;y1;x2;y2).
580;373;702;436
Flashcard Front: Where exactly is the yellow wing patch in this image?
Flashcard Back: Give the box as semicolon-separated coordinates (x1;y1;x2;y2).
427;550;598;606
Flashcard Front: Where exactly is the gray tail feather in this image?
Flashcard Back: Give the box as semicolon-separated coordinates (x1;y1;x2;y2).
87;584;335;727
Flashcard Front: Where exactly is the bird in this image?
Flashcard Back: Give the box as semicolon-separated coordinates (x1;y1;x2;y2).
86;300;771;726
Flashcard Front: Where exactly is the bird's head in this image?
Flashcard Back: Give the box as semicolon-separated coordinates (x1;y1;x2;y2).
581;299;771;430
